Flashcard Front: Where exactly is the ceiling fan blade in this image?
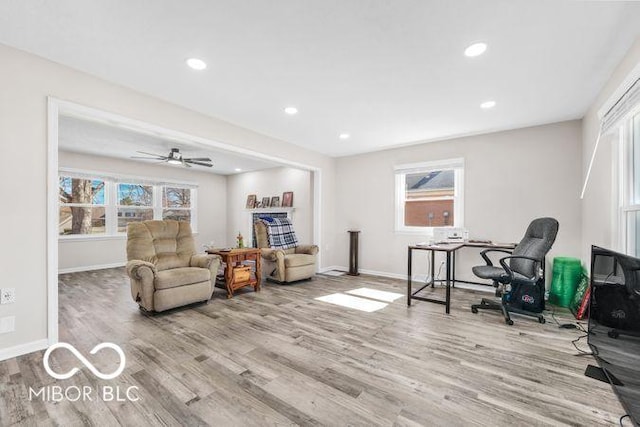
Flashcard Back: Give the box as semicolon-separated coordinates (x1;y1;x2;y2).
182;160;192;168
136;151;166;158
130;156;167;160
184;157;212;162
186;160;213;167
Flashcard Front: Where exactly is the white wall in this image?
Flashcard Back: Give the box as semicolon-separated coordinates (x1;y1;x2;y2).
226;167;313;247
0;43;336;355
58;151;228;272
334;120;583;284
581;37;640;263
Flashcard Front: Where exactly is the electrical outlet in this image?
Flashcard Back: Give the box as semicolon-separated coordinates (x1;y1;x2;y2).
1;288;15;304
0;316;15;333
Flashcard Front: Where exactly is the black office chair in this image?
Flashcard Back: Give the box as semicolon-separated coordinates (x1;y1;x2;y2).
470;217;559;325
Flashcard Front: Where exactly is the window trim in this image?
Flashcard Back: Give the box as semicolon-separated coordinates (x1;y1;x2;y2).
58;170;198;240
618;110;640;255
394;158;464;234
58;177;108;236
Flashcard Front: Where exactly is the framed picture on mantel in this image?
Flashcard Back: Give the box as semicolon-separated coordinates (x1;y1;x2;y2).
282;191;293;207
261;197;271;208
270;196;280;207
246;194;257;209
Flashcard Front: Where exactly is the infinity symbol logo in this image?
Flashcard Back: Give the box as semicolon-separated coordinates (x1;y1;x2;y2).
43;342;126;380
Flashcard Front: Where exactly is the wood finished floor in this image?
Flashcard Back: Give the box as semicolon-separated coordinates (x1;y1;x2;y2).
0;269;626;426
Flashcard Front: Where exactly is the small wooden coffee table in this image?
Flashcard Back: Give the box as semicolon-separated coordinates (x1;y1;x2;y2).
206;248;261;298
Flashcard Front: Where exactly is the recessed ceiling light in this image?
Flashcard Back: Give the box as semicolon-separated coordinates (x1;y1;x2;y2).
464;42;487;57
234;168;242;172
186;58;207;70
339;133;350;140
480;100;496;109
284;106;298;115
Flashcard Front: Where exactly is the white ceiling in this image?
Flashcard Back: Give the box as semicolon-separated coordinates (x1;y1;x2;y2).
1;1;639;156
58;115;281;175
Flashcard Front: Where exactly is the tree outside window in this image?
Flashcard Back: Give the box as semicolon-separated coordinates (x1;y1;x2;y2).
162;187;192;223
117;183;154;232
58;177;105;235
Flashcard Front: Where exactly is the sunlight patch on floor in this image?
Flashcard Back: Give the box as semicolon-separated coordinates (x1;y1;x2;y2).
345;287;403;302
315;293;388;312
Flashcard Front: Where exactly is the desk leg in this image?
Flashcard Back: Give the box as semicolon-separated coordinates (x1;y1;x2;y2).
445;251;451;314
407;247;412;307
430;250;435;287
452;251;456;288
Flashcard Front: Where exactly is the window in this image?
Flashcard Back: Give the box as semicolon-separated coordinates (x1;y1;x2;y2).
58;170;197;238
395;159;464;232
620;112;640;256
162;186;192;223
59;177;106;235
117;183;154;232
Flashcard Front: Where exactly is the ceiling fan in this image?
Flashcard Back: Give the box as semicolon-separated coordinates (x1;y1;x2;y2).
131;148;213;168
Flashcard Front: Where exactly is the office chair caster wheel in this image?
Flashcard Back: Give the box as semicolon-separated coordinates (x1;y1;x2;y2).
538;317;546;324
608;330;619;339
471;307;478;314
506;319;514;326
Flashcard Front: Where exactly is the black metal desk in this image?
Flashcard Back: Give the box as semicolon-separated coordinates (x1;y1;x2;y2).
407;243;461;314
407;241;517;314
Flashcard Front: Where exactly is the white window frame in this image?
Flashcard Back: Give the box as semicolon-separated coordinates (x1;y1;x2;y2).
58;176;108;237
618;109;640;255
58;169;198;240
161;186;196;225
394;158;464;234
116;181;156;234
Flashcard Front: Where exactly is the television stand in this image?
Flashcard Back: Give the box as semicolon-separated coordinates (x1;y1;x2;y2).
585;364;624;386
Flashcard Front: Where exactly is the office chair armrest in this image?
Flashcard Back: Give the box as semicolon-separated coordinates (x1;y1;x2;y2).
498;255;542;284
479;249;513;267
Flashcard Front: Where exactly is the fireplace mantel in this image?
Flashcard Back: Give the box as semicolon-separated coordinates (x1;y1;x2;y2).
244;207;295;214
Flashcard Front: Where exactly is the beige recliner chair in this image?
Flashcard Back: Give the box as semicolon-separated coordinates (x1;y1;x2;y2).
126;220;221;312
254;220;318;283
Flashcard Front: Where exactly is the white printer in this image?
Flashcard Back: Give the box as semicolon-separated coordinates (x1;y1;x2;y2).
433;227;469;244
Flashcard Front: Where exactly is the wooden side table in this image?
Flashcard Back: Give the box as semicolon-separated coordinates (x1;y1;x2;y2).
206;248;261;298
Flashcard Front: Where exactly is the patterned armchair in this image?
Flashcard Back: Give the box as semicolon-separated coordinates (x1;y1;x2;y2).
254;218;318;283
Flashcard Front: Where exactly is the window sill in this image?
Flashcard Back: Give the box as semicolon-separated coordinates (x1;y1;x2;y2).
59;231;199;242
59;235;126;242
395;229;434;236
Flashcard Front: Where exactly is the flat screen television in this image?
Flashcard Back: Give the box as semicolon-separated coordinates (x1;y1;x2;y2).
588;245;640;423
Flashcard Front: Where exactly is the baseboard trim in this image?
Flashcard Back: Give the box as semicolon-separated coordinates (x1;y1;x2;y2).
320;267;493;293
326;265;406;280
318;265;347;273
359;268;406;280
59;262;126;274
0;339;49;362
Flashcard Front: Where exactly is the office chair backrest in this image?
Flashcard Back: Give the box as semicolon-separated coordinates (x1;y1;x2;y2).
511;217;559;278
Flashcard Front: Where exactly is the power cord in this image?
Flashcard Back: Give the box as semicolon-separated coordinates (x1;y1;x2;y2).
571;333;592;355
424;254;431;285
620;414;630;426
548;304;592;355
549;303;578;329
436;261;444;281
